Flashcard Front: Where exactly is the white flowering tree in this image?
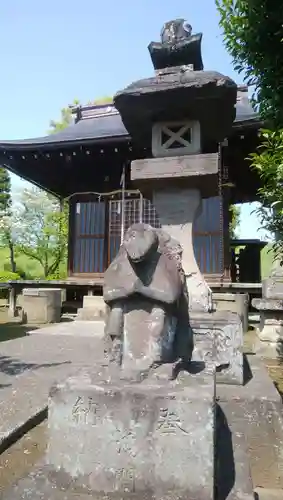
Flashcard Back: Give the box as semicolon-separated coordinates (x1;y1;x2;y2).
0;187;68;278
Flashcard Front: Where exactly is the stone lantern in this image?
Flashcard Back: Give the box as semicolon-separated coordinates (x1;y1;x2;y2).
114;18;237;313
114;20;245;386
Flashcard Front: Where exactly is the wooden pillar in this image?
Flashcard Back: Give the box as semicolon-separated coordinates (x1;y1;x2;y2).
223;189;232;282
220;141;232;283
8;286;16;318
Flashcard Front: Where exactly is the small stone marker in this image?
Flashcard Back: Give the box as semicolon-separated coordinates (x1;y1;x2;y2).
47;366;216;498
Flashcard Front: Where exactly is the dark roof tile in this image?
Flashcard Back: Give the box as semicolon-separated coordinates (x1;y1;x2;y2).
0;93;258;151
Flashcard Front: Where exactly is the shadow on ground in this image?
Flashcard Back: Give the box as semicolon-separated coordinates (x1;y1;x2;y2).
0;355;71;377
0;323;39;343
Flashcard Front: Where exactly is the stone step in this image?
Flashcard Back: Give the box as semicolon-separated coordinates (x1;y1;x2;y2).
77;295;106;321
28;320;105;338
254;488;283;500
76;307;105;321
218;355;283;491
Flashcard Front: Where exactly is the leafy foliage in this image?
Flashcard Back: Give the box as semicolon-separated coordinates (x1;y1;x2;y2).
3;262;29;280
229;204;241;238
250;129;283;261
216;1;283;265
0;167;16;272
0;270;21;298
0;96;112;280
0;187;68;278
0;167;11;215
216;0;283;126
49;96;113;133
0;271;21;281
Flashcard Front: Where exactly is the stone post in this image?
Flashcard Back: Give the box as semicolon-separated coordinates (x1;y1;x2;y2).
131;153;219;311
115;19;244;386
153;188;212;311
252;264;283;357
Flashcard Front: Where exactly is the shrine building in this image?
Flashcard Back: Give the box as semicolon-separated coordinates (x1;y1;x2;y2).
0;39;264;287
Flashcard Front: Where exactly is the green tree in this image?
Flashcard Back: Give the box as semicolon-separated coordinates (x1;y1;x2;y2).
12;187;68;278
229;204;241;239
49;96;113;133
216;1;283;260
0;167;16;272
49;99;79;133
250;129;283;261
46;95;112;275
216;0;283;125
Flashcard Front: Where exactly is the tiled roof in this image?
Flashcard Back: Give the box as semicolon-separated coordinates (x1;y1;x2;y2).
0;92;259;151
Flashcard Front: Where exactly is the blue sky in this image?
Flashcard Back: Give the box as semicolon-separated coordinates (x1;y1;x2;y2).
0;0;269;240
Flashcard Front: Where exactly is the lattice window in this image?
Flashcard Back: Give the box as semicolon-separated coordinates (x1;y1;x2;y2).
142;198;161;228
72;194;223;277
152;121;201;157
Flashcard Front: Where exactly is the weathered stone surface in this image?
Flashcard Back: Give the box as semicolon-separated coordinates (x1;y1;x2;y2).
151;120;201;158
213;292;249;334
252;298;283;353
28;320;105;338
22;288;62;324
254;488;283;500
103;226;181;305
191;310;244;385
47;365;216;498
103;223;193;376
76;295;106;321
252;298;283;311
218;355;283;491
131;154;219;181
257;310;283;343
262;277;283;300
152;189;213;313
149;19;204;71
114;69;237;147
216;404;254;500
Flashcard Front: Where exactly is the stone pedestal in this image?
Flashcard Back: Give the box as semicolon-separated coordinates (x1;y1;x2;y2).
213;292;249;334
218;355;283;493
153;188;212;312
191;310;244;385
253;267;283;357
47;366;216;499
22;288;62;324
262;269;283;300
76;295;106;321
252;298;283;358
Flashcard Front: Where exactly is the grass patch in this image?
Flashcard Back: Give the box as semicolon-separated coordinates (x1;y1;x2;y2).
0;247;43;278
261;243;275;278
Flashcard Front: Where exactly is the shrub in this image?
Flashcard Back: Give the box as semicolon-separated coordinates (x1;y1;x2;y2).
3;262;26;278
0;271;21;281
0;271;21;299
45;271;68;281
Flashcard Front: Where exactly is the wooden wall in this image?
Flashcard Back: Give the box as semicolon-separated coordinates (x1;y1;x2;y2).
68;193;225;280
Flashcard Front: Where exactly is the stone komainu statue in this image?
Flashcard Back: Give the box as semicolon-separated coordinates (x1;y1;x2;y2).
103;223;193;377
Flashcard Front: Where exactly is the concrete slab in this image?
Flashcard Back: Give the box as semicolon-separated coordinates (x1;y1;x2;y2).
0;334;104;453
27;320;105;337
218;355;283;490
216;404;254;500
0;334;281;496
0;466;101;500
0;464;170;500
254;488;283;500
